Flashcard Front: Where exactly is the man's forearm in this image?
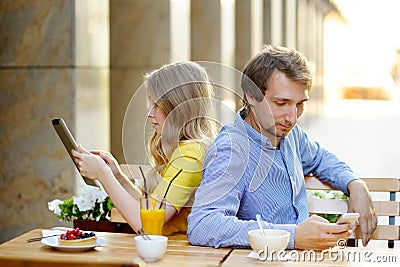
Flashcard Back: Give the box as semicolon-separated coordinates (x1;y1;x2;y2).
347;179;368;195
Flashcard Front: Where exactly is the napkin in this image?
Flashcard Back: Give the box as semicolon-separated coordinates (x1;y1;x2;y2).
246;250;259;259
42;229;65;237
246;250;292;261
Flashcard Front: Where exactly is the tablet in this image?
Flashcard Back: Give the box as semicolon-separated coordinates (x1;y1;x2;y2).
52;118;99;187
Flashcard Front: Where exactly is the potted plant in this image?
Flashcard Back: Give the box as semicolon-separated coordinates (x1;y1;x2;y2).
48;186;134;233
307;189;348;222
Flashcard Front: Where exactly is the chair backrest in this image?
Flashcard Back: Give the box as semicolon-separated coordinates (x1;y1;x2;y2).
110;164;150;224
305;176;400;248
120;164;150;177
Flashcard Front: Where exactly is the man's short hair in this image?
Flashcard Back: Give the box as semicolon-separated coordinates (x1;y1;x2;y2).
241;45;313;103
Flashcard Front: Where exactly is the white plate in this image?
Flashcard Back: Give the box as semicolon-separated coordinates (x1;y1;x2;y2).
41;237;106;252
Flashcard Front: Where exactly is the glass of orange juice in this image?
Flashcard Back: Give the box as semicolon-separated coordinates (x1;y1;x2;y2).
140;196;166;235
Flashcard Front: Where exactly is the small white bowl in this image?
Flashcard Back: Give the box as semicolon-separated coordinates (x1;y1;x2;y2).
248;229;290;258
134;235;168;262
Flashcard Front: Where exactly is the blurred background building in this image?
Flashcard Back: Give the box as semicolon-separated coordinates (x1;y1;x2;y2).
1;0;399;243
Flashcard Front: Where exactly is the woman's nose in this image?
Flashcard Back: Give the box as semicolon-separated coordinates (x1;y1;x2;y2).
147;105;155;117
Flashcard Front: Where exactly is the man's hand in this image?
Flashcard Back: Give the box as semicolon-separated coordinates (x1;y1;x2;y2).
294;215;352;250
347;179;377;246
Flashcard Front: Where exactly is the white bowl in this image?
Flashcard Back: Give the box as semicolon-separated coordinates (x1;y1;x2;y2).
134;235;168;262
248;229;290;257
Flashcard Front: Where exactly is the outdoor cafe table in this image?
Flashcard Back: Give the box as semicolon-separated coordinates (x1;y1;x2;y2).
1;229;399;266
0;229;229;267
223;246;400;266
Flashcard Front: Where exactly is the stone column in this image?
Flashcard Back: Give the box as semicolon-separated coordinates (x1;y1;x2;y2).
191;0;221;61
270;0;283;45
235;0;253;110
284;0;297;49
313;0;331;116
235;0;252;71
0;0;109;243
191;0;239;124
110;0;170;164
263;0;272;44
0;0;76;245
297;0;308;55
0;0;73;242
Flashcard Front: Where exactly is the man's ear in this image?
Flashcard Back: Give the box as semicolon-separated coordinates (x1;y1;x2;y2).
245;91;256;106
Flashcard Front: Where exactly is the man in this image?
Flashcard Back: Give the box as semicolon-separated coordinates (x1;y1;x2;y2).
187;45;377;250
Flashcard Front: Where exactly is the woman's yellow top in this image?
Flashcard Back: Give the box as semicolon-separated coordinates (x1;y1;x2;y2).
152;141;206;236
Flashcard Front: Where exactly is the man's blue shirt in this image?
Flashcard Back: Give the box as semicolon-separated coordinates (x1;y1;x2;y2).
187;113;357;248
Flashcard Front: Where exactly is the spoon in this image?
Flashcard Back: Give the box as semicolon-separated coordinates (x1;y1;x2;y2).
138;228;152;241
256;214;265;237
26;234;60;242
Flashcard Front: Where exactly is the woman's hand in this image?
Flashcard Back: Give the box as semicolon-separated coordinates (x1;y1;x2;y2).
71;145;114;182
89;150;123;179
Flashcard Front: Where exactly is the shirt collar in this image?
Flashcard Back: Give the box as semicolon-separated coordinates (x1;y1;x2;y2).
234;112;276;149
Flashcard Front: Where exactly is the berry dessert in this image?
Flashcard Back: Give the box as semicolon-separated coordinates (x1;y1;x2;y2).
58;228;97;246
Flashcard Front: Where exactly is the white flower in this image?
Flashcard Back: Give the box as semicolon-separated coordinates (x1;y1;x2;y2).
78;186;108;203
48;185;112;222
74;196;95;212
73;186;108;212
91;187;108;202
48;199;63;215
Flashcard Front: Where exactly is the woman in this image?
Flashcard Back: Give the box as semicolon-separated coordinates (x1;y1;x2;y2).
72;61;217;235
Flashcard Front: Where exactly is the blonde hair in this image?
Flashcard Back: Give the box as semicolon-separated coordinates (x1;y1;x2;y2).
145;62;218;191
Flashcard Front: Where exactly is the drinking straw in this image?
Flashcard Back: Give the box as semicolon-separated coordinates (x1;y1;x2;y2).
139;166;149;209
159;168;183;209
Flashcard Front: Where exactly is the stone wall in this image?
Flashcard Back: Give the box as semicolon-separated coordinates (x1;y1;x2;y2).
0;0;109;243
0;0;76;243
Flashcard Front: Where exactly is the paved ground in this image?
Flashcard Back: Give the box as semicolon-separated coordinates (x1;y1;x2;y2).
303;99;400;178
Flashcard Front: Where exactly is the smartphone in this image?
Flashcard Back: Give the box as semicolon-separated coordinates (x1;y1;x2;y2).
52;118;99;187
336;212;360;225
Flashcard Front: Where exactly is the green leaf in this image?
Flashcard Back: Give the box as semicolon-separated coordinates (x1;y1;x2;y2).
317;214;341;223
53;193;114;222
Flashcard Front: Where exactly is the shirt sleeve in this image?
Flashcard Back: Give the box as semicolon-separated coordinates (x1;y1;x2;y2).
187;136;297;249
296;126;358;195
152;142;205;212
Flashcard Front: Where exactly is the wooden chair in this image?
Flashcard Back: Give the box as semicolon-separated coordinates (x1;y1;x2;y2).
109;164;149;225
305;176;400;248
119;163;151;184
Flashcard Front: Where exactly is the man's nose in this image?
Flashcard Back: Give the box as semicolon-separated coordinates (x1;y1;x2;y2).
284;106;297;124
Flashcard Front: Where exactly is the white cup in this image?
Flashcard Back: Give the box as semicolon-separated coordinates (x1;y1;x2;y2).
134;235;168;262
248;229;290;260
